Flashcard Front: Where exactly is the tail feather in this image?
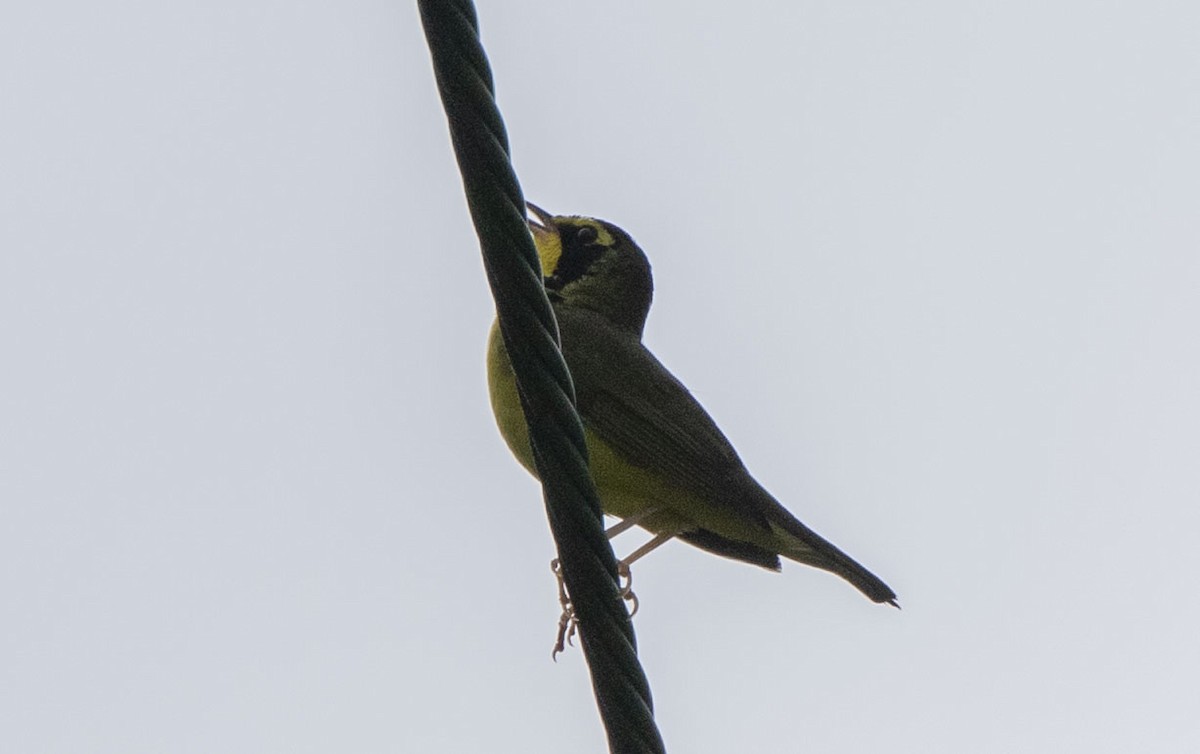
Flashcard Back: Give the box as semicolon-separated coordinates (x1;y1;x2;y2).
770;518;898;606
787;545;898;606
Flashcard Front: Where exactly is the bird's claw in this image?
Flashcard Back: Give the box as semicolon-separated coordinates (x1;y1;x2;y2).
550;557;639;659
617;561;639;617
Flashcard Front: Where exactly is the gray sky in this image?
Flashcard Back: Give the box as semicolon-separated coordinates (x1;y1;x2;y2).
3;2;1198;752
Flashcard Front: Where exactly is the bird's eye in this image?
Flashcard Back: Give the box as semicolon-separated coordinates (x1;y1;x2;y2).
575;226;599;245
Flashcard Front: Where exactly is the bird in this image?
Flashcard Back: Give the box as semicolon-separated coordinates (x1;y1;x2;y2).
486;204;897;607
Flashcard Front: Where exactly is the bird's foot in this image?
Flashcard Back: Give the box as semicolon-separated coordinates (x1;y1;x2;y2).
549;557;641;659
617;561;639;617
550;559;577;660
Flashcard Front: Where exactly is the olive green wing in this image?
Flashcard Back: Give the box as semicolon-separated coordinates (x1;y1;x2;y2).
556;307;769;517
555;307;899;605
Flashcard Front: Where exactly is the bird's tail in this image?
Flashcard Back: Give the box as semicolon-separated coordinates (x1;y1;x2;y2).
772;519;898;606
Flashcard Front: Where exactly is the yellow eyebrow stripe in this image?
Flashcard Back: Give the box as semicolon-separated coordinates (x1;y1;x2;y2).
579;219;615;247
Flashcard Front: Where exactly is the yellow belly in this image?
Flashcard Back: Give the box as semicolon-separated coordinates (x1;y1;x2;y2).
486;321;692;535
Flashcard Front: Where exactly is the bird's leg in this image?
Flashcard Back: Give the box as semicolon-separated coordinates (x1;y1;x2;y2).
550;558;576;660
604;508;666;612
550;509;660;616
550;509;676;658
615;528;683;617
604;507;660;539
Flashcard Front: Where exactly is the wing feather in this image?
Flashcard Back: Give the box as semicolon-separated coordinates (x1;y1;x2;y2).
557;307;760;512
555;307;898;603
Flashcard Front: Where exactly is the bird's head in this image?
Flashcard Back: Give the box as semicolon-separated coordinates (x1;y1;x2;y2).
526;203;653;337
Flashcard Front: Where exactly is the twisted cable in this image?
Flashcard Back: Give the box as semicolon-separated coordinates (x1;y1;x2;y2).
418;2;666;752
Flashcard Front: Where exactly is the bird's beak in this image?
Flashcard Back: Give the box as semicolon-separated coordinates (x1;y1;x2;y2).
526;202;554;233
526;202;563;277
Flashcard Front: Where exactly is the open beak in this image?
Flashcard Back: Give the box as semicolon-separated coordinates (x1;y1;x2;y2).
525;202;563;278
526;202;556;238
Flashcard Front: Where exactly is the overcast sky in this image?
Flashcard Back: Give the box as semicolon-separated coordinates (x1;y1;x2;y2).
3;2;1199;752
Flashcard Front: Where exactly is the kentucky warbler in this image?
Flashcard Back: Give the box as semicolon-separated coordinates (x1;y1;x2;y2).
487;204;896;606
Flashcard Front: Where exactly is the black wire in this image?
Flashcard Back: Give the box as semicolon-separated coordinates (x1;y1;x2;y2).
418;2;665;752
